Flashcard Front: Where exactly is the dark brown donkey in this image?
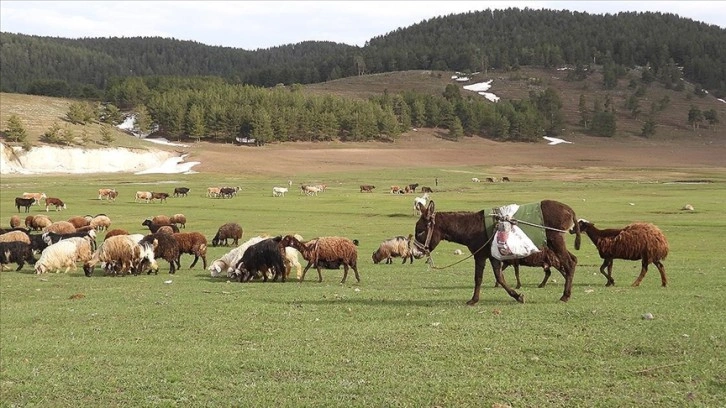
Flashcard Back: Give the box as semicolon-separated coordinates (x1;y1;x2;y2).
413;200;581;304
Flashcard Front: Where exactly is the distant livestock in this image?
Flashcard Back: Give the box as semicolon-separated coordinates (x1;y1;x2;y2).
471;178;480;183
359;185;375;193
170;214;187;229
9;215;21;229
90;215;112;231
212;222;243;247
44;197;66;212
98;188;117;200
272;186;288;197
15;197;35;213
22;192;46;205
173;187;190;197
151;192;170;203
578;219;669;287
142;219;179;234
135;191;153;203
420;186;433;193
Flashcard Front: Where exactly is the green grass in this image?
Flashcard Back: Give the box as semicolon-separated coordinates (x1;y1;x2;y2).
1;168;725;407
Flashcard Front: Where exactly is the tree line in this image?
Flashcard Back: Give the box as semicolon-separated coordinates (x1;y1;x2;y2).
1;8;725;98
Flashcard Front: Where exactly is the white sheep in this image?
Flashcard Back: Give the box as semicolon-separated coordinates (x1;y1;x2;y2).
272;187;288;197
34;238;92;274
208;235;268;278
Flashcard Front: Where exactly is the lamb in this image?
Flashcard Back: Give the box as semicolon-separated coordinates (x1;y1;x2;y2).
578;219;669;287
172;232;208;269
142;219;180;234
372;234;424;264
34;237;93;274
90;215;112;231
280;235;360;283
0;241;36;271
208;235;268;278
139;232;180;274
230;236;287;282
84;235;159;276
211;222;243;246
170;213;187;229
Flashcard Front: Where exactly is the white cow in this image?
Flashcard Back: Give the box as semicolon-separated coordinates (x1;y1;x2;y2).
272;186;288;197
471;177;480;183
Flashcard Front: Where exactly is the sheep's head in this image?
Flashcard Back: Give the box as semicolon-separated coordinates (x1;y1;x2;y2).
209;260;227;277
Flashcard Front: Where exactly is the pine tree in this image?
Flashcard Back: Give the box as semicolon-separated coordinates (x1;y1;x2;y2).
5;114;28;143
100;125;115;144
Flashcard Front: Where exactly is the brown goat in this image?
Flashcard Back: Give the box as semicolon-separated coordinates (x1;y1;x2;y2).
280;235;359;283
578;219;669;287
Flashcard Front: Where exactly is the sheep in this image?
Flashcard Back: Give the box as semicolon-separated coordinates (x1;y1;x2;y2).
284;246;303;280
578;219;669;287
139;232;180;274
280;235;360;283
372;234;424;264
170;214;187;229
151;215;171;225
497;247;575;289
142;219;179;234
172;232;208;269
212;222;243;247
230;236;287;282
156;226;176;235
42;229;97;251
34;237;93;274
104;229;129;241
10;215;21;229
84;235;158;276
0;230;32;246
67;216;91;229
0;241;36;271
90;215;112;231
43;221;76;235
28;215;53;231
208;235;268;278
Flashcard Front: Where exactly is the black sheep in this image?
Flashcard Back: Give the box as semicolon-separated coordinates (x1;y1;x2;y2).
231;236;286;282
0;241;36;271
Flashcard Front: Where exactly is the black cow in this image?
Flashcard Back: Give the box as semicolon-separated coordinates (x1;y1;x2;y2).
15;197;35;213
173;187;190;197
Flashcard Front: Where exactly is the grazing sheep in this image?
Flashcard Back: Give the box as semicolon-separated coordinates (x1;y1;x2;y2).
578;219;669;287
151;215;171;225
156;226;176;235
43;221;76;235
284;246;303;280
42;229;97;251
208;235;268;278
10;215;21;229
280;235;360;283
170;214;187;229
34;237;93;274
212;222;243;247
142;219;180;234
372;234;424;264
172;232;208;269
67;216;91;229
497;247;574;289
28;215;53;231
140;232;180;274
230;236;286;282
0;241;36;271
0;230;32;246
84;235;158;276
104;229;129;241
90;215;112;231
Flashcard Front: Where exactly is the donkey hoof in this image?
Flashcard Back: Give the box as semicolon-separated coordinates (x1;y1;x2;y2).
516;294;525;303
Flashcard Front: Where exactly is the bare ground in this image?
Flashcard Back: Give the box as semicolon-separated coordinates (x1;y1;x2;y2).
181;129;726;180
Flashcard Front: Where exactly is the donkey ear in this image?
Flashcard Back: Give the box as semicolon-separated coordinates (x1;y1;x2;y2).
427;200;435;215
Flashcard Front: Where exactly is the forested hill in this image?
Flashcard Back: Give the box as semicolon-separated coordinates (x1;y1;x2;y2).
1;8;725;97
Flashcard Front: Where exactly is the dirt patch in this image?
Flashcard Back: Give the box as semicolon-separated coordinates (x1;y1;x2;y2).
184;129;726;179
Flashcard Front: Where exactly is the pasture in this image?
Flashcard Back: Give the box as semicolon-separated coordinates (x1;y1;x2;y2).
1;167;725;407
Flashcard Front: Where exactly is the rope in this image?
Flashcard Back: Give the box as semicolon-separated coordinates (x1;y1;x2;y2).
488;213;569;234
425;232;493;270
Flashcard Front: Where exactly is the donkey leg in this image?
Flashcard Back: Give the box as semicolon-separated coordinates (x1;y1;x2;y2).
468;257;486;305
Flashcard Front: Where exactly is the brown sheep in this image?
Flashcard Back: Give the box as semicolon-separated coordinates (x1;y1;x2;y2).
68;216;91;229
0;230;32;245
170;214;187;229
151;215;171;225
104;229;129;241
24;215;34;229
140;232;180;274
156;226;175;235
142;219;179;234
578;219;669;287
172;232;208;269
29;215;53;231
212;222;243;246
10;215;21;229
90;215;112;231
497;247;576;289
43;221;76;235
280;235;360;283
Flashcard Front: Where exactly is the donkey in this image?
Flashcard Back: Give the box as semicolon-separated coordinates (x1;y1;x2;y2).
413;200;581;304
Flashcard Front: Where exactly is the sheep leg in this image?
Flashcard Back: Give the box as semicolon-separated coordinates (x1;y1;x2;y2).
351;264;361;283
316;266;323;283
300;262;313;282
600;259;615;286
632;259;650;287
654;260;667;287
189;255;199;268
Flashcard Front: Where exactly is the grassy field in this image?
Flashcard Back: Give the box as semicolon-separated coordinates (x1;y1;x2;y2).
1;167;725;407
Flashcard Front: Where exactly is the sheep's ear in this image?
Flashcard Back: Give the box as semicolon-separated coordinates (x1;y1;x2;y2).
152;238;159;249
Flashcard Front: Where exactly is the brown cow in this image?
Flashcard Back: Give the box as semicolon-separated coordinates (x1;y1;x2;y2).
151;192;170;203
45;197;66;212
98;188;117;200
359;185;375;193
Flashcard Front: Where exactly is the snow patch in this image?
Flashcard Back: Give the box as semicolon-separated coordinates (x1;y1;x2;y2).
463;80;500;103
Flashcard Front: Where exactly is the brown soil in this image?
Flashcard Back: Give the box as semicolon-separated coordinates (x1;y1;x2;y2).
182;129;726;179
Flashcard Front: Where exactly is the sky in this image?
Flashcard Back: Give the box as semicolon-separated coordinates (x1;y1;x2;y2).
1;1;724;50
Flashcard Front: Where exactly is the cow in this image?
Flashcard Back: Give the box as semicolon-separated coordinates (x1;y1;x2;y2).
408;183;419;193
173;187;190;197
272;187;288;197
486;177;497;183
207;187;221;198
98;188;117;200
390;186;402;194
45;197;66;212
219;187;237;198
151;192;170;203
301;185;321;196
471;178;480;183
502;177;511;182
15;197;35;213
135;191;153;203
421;186;433;193
22;192;46;205
360;185;375;193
